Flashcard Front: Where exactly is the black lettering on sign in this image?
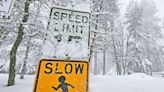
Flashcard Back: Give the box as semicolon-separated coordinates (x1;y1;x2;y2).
44;62;85;75
75;15;81;23
68;36;82;42
44;63;53;74
62;24;66;32
61;13;67;20
69;14;74;22
54;34;62;43
79;25;84;34
72;25;75;33
66;24;70;33
55;63;63;74
65;63;73;74
82;16;89;23
54;12;60;20
63;24;83;34
54;23;59;32
75;64;84;74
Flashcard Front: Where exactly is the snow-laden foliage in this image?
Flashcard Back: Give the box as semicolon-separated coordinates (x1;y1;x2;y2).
0;0;164;78
124;0;162;75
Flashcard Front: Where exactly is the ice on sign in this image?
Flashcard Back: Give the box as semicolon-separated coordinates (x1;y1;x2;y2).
33;59;89;92
43;7;90;60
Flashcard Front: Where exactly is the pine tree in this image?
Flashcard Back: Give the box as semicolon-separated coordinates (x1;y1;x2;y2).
125;0;144;74
140;0;162;73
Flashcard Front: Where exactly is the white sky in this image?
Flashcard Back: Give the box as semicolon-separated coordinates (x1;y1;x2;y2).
121;0;164;18
154;0;164;18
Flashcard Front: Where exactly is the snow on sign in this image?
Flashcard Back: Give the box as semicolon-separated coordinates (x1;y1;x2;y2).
33;58;89;92
44;7;90;59
0;0;15;15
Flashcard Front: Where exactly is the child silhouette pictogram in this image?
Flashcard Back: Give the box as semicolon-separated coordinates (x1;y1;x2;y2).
52;76;74;92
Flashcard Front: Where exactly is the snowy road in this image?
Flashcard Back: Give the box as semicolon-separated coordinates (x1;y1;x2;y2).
0;73;164;92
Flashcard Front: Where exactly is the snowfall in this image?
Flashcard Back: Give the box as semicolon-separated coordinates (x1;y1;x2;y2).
1;73;164;92
1;1;164;92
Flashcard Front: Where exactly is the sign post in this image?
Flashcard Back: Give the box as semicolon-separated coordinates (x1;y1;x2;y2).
33;58;89;92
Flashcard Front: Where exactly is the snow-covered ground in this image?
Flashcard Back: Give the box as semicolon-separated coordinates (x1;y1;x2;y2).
90;73;164;92
0;73;164;92
0;74;34;92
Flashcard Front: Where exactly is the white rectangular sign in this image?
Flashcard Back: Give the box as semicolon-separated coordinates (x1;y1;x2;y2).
44;7;90;60
0;0;15;15
49;7;90;44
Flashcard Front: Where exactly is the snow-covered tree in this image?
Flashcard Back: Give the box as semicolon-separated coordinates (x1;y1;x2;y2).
124;0;162;75
140;0;162;72
90;0;120;75
2;0;48;86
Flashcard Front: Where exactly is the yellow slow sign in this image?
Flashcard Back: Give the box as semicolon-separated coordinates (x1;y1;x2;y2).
33;58;89;92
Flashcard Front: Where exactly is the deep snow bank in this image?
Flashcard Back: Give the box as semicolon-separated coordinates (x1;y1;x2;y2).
90;73;164;92
1;73;164;92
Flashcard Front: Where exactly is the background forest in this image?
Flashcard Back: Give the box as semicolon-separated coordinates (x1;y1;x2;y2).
0;0;164;86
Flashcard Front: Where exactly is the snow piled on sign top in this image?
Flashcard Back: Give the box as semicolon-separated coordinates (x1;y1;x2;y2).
50;0;91;13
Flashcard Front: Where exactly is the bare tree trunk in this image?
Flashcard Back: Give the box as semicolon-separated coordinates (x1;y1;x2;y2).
8;24;24;86
20;41;30;79
103;50;106;75
0;27;9;46
111;20;121;75
122;61;126;75
94;52;98;75
123;31;132;75
8;0;30;86
91;0;104;75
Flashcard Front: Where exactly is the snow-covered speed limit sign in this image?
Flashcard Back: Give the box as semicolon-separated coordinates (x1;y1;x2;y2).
49;7;90;44
44;7;90;60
